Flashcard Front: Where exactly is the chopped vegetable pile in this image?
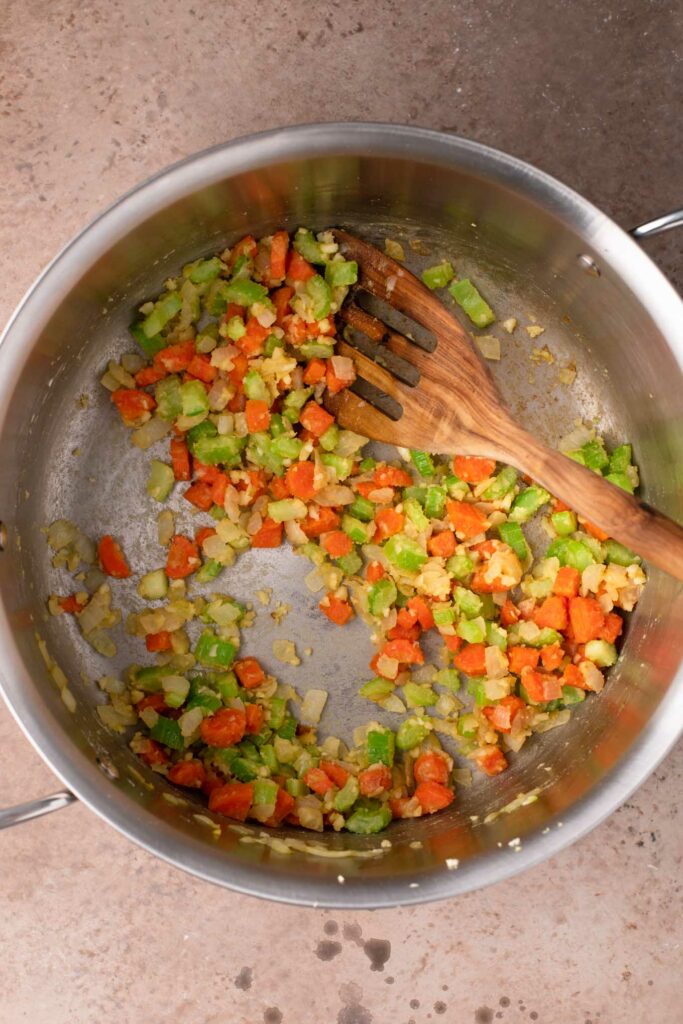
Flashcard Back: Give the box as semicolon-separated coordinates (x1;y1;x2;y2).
46;228;646;835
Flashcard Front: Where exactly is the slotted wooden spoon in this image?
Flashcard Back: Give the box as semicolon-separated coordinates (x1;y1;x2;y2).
325;230;683;581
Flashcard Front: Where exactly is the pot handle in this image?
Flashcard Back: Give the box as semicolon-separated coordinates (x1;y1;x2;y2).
630;208;683;239
0;789;76;830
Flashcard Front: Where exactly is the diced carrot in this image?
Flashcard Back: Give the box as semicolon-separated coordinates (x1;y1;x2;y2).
58;594;87;614
452;455;496;483
193;461;221;483
286;249;316;282
187;353;217;384
520;666;563;702
414;781;454;813
580;517;610;542
135;365;166;387
304;767;335;795
387;621;421;642
244;702;265;735
136;693;168;713
540;642;565;671
483;695;526;733
200;707;247;747
154;339;195;374
195;526;217;547
397;608;418;631
138;738;169;766
228;351;249;388
227;235;257;268
251;517;284;548
374;507;404;539
269;230;289;282
97;535;131;578
561;663;584;688
166;535;200;579
552;498;571;513
228;392;246;412
208;781;254;821
319;760;350;788
389;797;417;819
170;438;191;481
470;570;506;593
184;481;214;511
234;657;266;690
443;634;463;653
355;480;390;501
111;388;156;427
300;401;334;437
600;611;623;644
454;643;487;676
447;500;488;539
303;358;327;385
365;560;385;583
407;596;435;631
569;596;606;643
271;285;294;324
211;472;228;506
373;465;412;488
533;595;568;632
167;759;206;789
358;764;392;797
245;399;271;433
264;787;296;826
300;506;340;538
237;316;270;356
414;752;450;785
325;360;355;395
145;630;172;653
507;646;540;674
553;566;581;598
381;638;424;665
473;746;508;777
500;599;520;626
319;593;354;625
322;530;353;558
269;475;290;500
285;460;317;500
427;529;456;557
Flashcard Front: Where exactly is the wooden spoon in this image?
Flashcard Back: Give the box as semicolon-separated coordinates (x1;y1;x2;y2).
325;230;683;581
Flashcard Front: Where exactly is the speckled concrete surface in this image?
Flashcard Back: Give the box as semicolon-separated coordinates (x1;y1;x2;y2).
1;2;681;1022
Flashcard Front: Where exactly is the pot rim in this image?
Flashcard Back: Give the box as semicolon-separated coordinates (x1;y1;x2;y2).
1;122;681;908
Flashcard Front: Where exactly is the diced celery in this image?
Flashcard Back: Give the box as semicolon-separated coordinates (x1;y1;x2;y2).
215;672;239;702
334;776;360;812
154;375;183;420
134;665;171;692
424;486;447;519
383;533;428;572
403;682;438;708
282;387;312;423
546;537;595;571
253;779;278;806
551;510;578;536
271;436;303;460
146;460;174;502
325;259;358;288
285;778;309;798
368;577;397;616
187;419;217;448
225;315;246;340
509;485;550;523
486;621;508;651
584;639;617;667
299;340;335;359
319;424;340;451
457;616;486;644
187;256;222;284
482;465;517;501
433;603;456;627
162;675;190;708
306;275;332;319
193;630;236;668
467;679;488;705
192;434;245;466
561;685;585;705
359;458;376;472
608;444;632;473
130;321;167;358
142;291;182;338
267;498;307;522
336;551;362;576
150;715;184;750
367;728;395;766
231;757;260;782
454;586;483;619
181;380;209;417
605;471;634;494
457;712;478;737
359;677;395;702
243;370;271;404
446;552;474;580
247;433;284;475
449;278;495;327
421;261;454;290
604;539;640;566
137;569;168;601
321;453;354;481
498;521;529;561
185;680;222;714
294;228;326;264
436;668;461;691
403;485;427;506
348;495;375;522
580;438;609;472
196;559;223;583
410;449;435;477
342;515;375;544
345;802;392;834
396;718;430;750
223;278;268;307
404;497;430;531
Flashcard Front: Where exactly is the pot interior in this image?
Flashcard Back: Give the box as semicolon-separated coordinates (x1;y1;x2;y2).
1;131;682;904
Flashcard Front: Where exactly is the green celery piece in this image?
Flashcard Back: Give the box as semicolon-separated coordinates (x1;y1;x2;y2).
446;552;474;580
194;630;236;669
479;593;496;620
282;387;312;423
482;465;517;501
467;679;488;705
498;520;529;561
368;577;397;616
188;256;222;284
321;453;354;481
253;779;278;806
268;697;286;730
268;413;287;438
181;379;209;417
383;533;428;572
444;474;470;500
319;423;340;451
604;539;640;566
243;370;271;404
348;495;375;522
410;449;435;477
271;436;303;460
435;668;461;691
293;228;325;264
345;802;392;834
141;291;182;338
402;485;428;506
403;497;430;531
608;444;632;473
432;603;456;627
223;278;268;307
154;375;183;421
224;315;246;340
396;718;430;750
192;434;246;466
268;498;307;522
561;685;586;705
546;537;595;571
449;278;495;327
359;677;395;702
527;627;563;648
509;485;551;523
580;438;609;472
186;680;222;714
457;712;478;737
334;776;360;812
195;559;223;583
135;665;172;692
129;321;167;358
342;514;374;544
247;433;284;475
367;728;395;767
421;261;454;290
454;586;483;619
424;486;447;519
359;458;376;472
260;744;279;773
336;550;362;576
187;419;217;448
605;471;634;494
299;340;335;359
306;275;332;319
150;715;184;750
550;510;577;537
403;682;438;708
584;639;617;667
285;778;308;798
486;621;508;651
231;757;260;782
325;259;359;288
146;460;174;502
264;334;283;356
456;616;486;644
566;449;587;466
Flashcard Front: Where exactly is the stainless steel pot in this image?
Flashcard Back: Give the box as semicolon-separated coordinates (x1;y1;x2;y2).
0;123;681;907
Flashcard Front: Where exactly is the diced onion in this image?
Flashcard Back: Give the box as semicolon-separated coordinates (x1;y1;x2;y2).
300;688;328;724
475;334;501;361
314;484;355;506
